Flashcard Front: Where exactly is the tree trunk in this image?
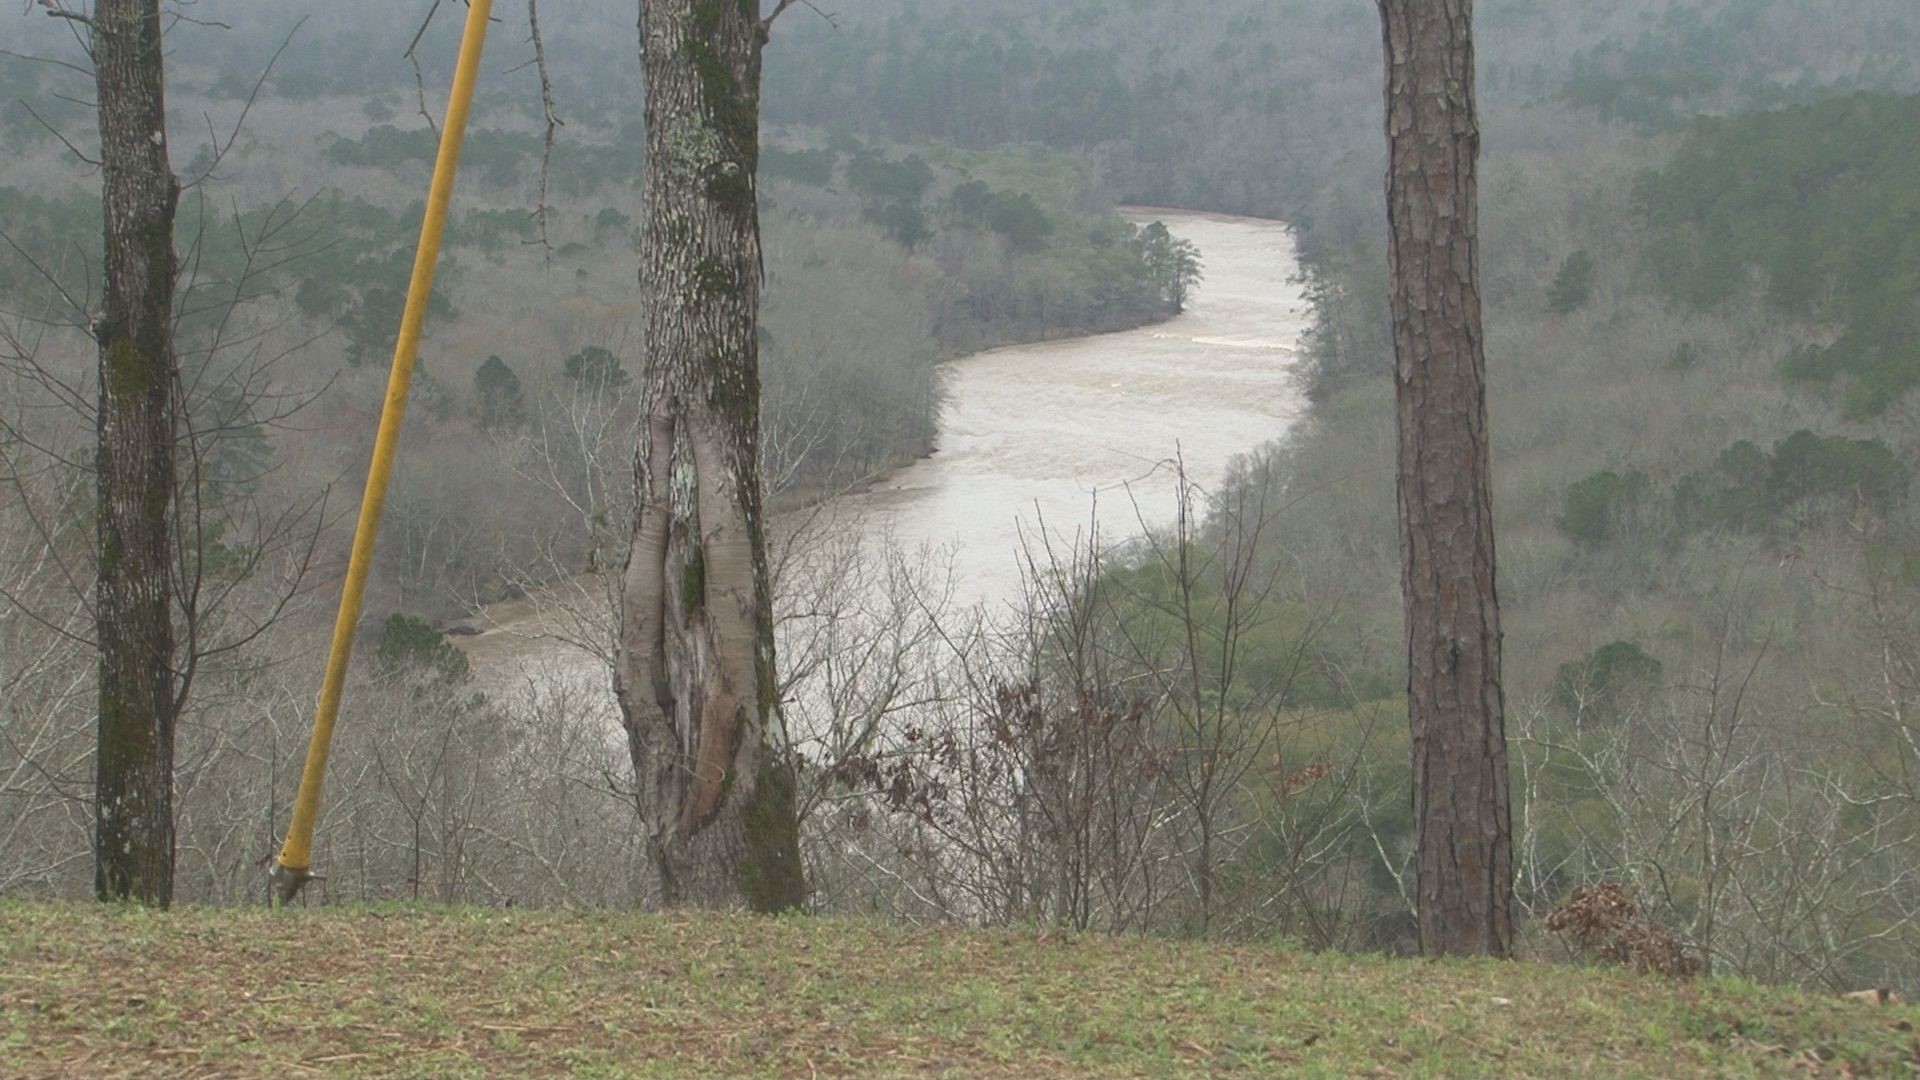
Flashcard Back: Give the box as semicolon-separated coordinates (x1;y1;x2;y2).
615;0;805;911
91;0;180;906
1377;0;1513;957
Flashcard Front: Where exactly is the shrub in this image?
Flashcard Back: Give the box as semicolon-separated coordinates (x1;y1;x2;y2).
1552;641;1663;719
1547;250;1597;315
563;346;629;390
1674;431;1908;533
593;206;632;233
863;200;933;251
1557;469;1653;546
1767;429;1906;515
1546;883;1700;978
374;614;470;684
848;152;936;250
473;355;525;431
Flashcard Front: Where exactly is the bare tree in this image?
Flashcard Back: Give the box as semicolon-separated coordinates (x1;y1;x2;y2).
1377;0;1513;956
1110;465;1331;937
89;0;181;906
1;7;321;906
615;0;807;910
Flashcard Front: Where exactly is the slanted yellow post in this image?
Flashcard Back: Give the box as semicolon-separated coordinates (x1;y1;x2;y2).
272;0;494;904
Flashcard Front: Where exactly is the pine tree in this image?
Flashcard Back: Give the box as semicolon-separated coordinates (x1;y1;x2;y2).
1377;0;1514;957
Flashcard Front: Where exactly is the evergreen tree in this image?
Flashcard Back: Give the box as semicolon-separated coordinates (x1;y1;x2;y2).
473;354;525;430
1547;250;1596;314
1378;0;1514;958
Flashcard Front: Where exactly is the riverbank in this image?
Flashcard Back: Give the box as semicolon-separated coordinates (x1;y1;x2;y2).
766;301;1177;516
455;210;1306;685
825;209;1306;608
762;207;1216;515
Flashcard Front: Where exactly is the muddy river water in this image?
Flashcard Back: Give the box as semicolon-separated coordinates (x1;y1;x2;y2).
836;209;1308;608
460;210;1308;693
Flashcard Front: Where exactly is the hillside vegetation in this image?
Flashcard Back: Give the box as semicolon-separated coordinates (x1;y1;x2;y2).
4;904;1919;1079
754;0;1920;991
8;0;1920;1020
1640;93;1920;415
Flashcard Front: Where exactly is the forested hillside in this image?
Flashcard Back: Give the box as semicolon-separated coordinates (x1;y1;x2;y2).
0;9;1189;609
0;3;1196;913
758;0;1920;990
7;0;1920;1004
1642;93;1920;415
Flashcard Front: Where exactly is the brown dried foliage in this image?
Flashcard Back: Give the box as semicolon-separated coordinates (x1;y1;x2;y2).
1545;883;1701;979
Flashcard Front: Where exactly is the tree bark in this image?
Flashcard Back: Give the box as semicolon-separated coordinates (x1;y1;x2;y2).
91;0;180;906
1377;0;1513;957
615;0;805;911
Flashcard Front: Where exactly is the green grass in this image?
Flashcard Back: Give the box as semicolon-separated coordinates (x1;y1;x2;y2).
2;904;1916;1078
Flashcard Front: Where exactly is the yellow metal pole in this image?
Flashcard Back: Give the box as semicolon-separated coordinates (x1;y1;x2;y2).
273;0;493;904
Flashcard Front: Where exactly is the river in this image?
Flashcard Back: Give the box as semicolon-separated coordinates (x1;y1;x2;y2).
458;209;1308;695
836;209;1307;608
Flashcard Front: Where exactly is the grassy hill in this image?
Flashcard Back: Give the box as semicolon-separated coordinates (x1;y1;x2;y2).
2;905;1916;1078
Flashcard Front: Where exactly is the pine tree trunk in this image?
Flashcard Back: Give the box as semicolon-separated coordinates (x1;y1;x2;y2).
1377;0;1513;957
615;0;805;911
91;0;179;906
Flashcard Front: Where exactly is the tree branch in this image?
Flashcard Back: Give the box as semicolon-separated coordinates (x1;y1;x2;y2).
761;0;837;37
404;0;447;135
181;15;307;191
0;46;93;80
403;0;507;136
17;99;99;166
38;0;92;29
525;0;562;260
